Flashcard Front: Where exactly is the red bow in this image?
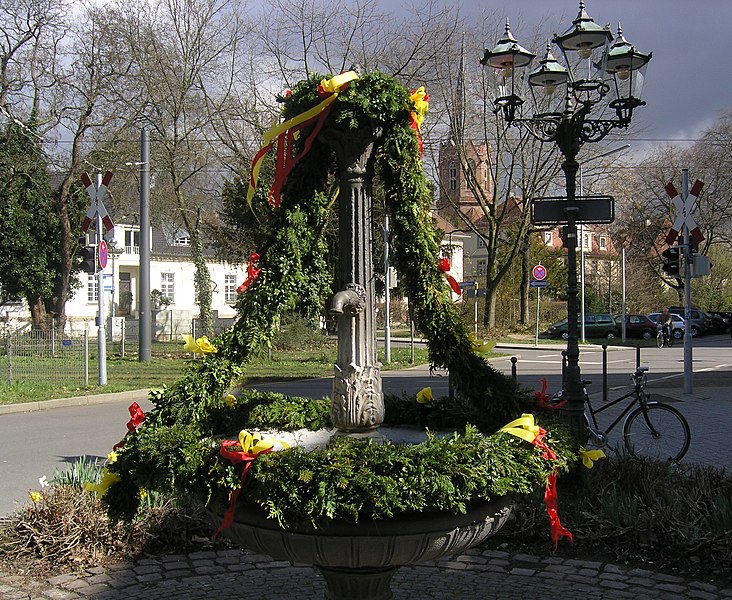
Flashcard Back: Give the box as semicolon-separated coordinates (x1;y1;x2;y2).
535;378;566;409
126;402;145;432
438;258;462;296
212;440;273;540
237;253;262;294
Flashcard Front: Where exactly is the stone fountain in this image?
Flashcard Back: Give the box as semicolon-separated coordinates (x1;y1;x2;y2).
211;126;512;600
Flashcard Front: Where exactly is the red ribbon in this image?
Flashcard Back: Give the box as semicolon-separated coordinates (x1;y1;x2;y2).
535;378;566;410
438;258;462;296
237;253;262;294
529;429;572;546
212;440;273;540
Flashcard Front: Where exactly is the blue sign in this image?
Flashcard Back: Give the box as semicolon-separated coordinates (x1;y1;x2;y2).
62;339;72;347
529;280;548;288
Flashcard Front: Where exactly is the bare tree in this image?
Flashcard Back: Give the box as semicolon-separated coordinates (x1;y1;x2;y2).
111;0;250;336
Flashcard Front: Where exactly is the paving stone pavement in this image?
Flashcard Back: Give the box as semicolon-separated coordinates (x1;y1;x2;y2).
1;546;731;600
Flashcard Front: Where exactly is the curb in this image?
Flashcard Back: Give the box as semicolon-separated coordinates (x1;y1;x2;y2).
0;389;150;416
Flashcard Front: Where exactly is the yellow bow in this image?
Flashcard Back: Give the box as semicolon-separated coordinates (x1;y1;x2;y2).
182;334;218;354
416;387;433;405
238;430;290;456
500;413;541;444
579;448;606;469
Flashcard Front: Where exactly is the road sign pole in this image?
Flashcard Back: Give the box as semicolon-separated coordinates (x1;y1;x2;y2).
96;173;107;386
682;170;692;394
535;286;540;346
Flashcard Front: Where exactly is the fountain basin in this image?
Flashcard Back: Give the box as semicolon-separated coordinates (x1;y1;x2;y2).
208;494;511;600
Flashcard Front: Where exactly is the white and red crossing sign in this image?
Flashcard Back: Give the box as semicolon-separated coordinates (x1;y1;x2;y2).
664;179;704;246
80;171;114;234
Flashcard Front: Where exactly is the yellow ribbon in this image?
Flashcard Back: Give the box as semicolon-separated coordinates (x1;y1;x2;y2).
409;86;429;131
469;333;496;353
247;71;360;205
182;335;218;354
579;448;606;469
83;469;121;498
500;413;541;444
238;430;290;456
416;387;433;405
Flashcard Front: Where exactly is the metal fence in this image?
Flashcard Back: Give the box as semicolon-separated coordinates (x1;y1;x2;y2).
3;328;89;386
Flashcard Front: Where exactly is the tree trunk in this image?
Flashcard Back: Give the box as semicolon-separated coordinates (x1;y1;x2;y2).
28;296;47;329
519;235;531;324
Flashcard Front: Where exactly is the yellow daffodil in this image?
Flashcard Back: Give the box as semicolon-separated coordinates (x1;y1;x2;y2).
224;394;238;408
182;334;218;355
416;387;433;405
106;451;118;463
28;490;43;503
579;448;606;469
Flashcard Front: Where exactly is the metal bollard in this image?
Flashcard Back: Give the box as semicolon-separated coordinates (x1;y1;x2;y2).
602;344;608;403
510;356;517;381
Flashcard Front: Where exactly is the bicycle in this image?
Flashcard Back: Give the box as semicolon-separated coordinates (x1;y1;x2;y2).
656;323;673;348
583;366;690;461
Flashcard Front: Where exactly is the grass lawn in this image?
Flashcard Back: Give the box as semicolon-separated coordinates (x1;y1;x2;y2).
0;345;432;405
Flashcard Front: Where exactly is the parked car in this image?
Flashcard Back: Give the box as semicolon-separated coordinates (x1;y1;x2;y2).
647;312;685;339
543;313;618;340
667;306;712;337
706;311;731;334
616;314;658;340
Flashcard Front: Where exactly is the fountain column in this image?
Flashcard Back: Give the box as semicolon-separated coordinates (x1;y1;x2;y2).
321;127;384;437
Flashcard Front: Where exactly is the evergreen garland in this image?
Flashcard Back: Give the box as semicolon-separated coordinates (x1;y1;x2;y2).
103;71;554;524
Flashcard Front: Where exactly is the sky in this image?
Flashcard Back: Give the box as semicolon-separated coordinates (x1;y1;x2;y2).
463;0;732;149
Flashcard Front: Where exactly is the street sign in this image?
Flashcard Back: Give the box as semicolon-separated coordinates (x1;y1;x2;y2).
664;180;704;246
532;264;547;281
531;195;615;225
529;280;548;288
98;240;108;270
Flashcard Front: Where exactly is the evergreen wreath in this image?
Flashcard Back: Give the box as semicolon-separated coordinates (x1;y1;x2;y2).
102;71;549;524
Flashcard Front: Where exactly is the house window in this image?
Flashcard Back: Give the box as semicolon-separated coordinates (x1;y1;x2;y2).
583;232;592;251
599;236;607;250
224;274;237;303
124;229;140;254
161;273;175;303
87;275;98;302
544;231;553;246
477;259;487;276
173;235;190;247
477;237;485;249
448;162;457;191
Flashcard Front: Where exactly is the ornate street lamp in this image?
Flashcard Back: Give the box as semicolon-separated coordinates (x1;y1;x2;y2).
481;1;651;441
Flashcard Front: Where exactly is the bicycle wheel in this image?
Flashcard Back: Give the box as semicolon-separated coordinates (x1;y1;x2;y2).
623;402;691;461
656;330;664;348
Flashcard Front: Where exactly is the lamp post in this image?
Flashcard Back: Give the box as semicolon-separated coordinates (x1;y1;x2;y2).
481;1;650;442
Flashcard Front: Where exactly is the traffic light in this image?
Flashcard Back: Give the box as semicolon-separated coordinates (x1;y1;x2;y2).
78;236;97;274
661;246;680;276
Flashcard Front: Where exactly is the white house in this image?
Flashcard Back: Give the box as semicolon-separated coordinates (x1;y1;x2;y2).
61;222;248;338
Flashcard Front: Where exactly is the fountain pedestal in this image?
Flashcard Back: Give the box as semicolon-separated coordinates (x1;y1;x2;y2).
323;128;385;437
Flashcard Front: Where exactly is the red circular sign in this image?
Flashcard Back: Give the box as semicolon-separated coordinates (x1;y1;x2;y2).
532;264;547;281
98;240;108;270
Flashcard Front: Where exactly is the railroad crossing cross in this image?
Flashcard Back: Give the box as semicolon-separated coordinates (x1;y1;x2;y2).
80;171;115;234
664;179;704;246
